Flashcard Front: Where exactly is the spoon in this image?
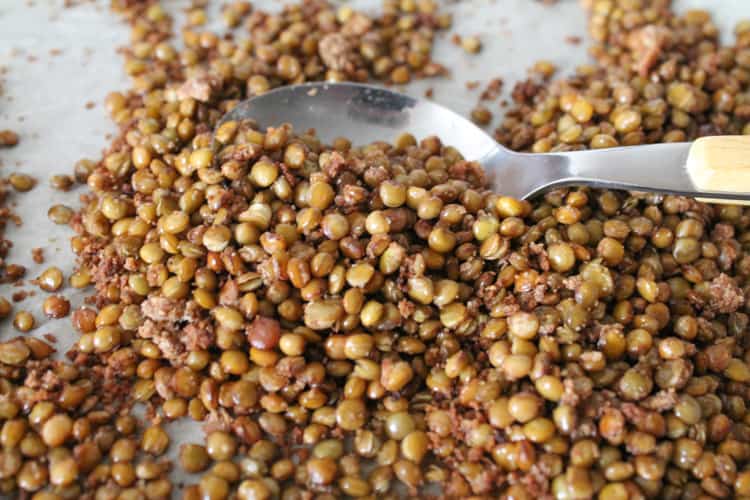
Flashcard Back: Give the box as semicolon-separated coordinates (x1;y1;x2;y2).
216;82;750;202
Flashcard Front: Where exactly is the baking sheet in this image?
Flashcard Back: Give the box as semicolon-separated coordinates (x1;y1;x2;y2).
1;0;749;494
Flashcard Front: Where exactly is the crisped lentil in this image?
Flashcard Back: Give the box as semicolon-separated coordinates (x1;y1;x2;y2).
12;310;34;332
42;295;70;319
5;0;750;499
496;2;750;152
72;103;750;497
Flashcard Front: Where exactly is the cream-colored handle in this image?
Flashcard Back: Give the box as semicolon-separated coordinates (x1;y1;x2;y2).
687;135;750;204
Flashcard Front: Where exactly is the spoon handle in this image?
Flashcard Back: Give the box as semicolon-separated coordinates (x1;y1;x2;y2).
555;136;750;202
687;136;750;192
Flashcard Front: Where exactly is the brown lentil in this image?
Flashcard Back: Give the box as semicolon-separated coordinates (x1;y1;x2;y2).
37;266;63;292
42;295;70;319
49;174;74;192
47;204;74;225
8;173;35;192
13;311;34;332
5;1;749;499
496;3;750;152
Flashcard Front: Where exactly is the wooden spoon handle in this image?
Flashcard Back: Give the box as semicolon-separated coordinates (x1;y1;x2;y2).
688;135;750;205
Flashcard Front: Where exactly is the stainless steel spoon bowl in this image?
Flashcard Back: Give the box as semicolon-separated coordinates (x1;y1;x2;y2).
217;82;749;201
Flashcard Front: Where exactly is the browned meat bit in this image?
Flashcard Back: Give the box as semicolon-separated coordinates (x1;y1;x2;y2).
31;247;43;264
318;33;357;73
183;321;214;352
711;223;735;241
320;150;347;179
140;295;184;322
627;24;671;77
176;72;222;102
340;12;372;37
708;273;744;313
0;129;19;147
479;77;503;100
641;389;678;412
139;319;185;363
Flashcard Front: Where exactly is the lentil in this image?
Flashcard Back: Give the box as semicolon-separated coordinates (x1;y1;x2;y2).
13;311;34;332
10;1;750;498
42;295;70;319
8;173;35;192
496;3;750;152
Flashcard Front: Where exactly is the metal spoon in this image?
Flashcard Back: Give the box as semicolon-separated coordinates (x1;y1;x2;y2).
217;82;750;201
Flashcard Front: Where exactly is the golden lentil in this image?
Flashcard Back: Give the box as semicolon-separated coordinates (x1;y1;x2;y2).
5;1;749;498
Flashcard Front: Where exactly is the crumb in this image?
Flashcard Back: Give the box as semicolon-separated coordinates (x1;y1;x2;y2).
566;35;582;45
466;81;480;90
451;34;460;45
43;334;57;343
480;78;504;100
31;248;44;264
49;48;63;56
11;291;27;302
424;88;434;98
0;130;19;148
85;101;96;109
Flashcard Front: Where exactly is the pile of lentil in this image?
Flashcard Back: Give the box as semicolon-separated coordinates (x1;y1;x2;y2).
496;0;750;152
3;0;750;499
1;132;34;297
